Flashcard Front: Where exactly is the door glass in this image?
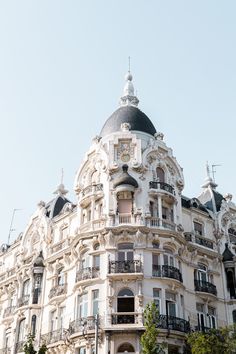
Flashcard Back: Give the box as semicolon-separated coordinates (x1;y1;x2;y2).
168;302;176;317
127;252;133;261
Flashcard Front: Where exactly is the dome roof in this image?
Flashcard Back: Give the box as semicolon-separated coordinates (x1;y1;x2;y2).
100;106;156;137
113;165;138;189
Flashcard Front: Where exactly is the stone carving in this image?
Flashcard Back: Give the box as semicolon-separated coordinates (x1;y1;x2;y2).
121;122;131;132
104;231;115;248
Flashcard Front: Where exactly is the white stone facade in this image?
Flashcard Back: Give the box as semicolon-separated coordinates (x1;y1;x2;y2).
0;74;236;354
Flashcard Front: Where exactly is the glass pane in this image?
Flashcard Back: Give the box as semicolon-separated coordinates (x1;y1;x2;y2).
127;252;133;261
168;303;176;317
118;252;125;262
170;256;174;267
153;254;159;266
93;255;100;267
164;255;168;265
118;243;133;250
93;300;98;315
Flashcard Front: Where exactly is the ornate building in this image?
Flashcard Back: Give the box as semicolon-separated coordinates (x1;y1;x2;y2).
0;72;236;354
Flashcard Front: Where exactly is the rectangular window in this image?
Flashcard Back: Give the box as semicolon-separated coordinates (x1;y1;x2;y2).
194;221;203;235
153;288;161;311
162;207;167;219
58;307;65;331
79;293;88;318
50;310;56;332
79;348;86;354
152;254;159;276
208;306;216;329
93;255;100;268
166;291;176;317
92;289;99;315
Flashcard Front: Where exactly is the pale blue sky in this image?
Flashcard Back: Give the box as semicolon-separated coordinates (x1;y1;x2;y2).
0;0;236;244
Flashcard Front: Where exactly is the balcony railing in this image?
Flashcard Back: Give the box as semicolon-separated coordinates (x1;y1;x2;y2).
195;235;213;249
152;265;183;282
119;213;132;224
156;315;190;333
40;329;65;345
3;306;15;317
111;312;139;325
109;260;142;274
48;284;67;299
76;267;100;282
15;341;24;353
194;279;217;296
69;316;96;334
184;233;214;250
0;348;11;354
81;183;103;197
149;181;175;195
147;217;176;231
18;295;30;307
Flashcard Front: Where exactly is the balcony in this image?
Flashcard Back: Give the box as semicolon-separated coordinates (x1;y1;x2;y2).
194;279;217;296
18;295;30;307
76;267;100;282
0;348;11;354
15;342;24;353
119;213;132;224
69;316;96;334
147;217;176;231
156;315;190;333
41;329;65;345
184;233;214;250
109;260;142;274
3;306;15;317
80;183;104;206
111;312;139;325
152;265;183;282
48;284;67;299
149;181;175;195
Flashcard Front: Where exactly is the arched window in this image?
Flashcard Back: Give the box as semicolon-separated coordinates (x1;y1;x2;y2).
117;288;135;324
17;318;26;343
31;315;37;336
156;167;165;183
117;343;135;353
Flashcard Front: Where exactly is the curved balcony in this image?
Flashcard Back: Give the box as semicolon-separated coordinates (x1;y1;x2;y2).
194;279;217;296
156;314;190;333
40;329;65;345
152;265;183;282
18;295;30;307
80;183;103;206
109;260;142;274
149;181;175;195
69;316;96;334
3;306;15;318
147;217;176;231
184;232;214;250
76;267;100;283
48;284;67;299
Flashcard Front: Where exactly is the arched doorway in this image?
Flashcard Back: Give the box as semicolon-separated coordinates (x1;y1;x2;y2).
117;343;135;353
117;288;135;324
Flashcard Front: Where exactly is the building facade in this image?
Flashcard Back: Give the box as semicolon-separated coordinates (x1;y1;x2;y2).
0;72;236;354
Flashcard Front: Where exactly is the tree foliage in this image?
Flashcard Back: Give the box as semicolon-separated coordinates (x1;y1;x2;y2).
141;301;165;354
187;326;236;354
23;335;47;354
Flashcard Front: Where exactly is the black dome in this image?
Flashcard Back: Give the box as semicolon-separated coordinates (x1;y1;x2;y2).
100;105;157;137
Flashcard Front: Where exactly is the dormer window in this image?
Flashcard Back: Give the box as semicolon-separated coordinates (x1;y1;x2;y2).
194;221;203;236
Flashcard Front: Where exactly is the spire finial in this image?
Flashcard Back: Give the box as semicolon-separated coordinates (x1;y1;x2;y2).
201;161;218;189
119;60;139;107
61;168;64;184
53;168;68;196
206;161;210;178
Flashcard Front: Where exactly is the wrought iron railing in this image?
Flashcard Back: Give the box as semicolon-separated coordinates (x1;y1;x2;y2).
40;329;65;345
156;314;190;333
194;279;217;295
152;265;182;282
149;181;175;195
109;260;142;274
18;295;30;307
15;341;24;353
195;235;213;249
48;284;67;299
76;267;100;282
69;316;96;334
3;306;15;317
112;312;139;325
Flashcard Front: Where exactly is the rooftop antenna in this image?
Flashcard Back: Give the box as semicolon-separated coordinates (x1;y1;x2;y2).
212;164;221;182
7;208;21;245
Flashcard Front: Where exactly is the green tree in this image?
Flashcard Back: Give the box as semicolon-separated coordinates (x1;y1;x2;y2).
141;301;165;354
23;335;47;354
187;326;236;354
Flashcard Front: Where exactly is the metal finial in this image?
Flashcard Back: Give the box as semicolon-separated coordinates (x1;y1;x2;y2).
61;168;64;184
128;56;131;72
206;161;210;178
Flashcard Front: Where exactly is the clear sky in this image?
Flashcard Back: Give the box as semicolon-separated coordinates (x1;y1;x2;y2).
0;0;236;245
